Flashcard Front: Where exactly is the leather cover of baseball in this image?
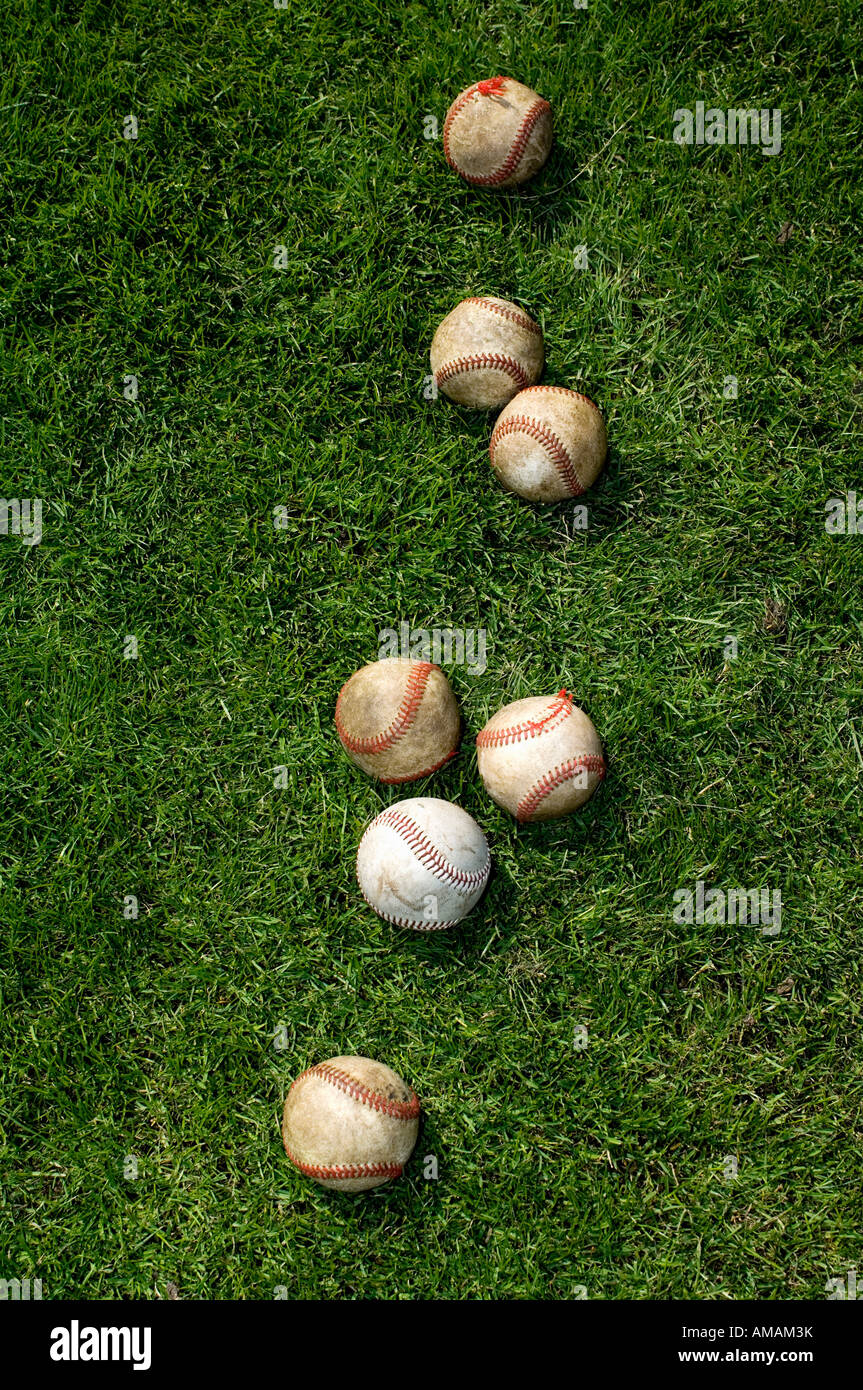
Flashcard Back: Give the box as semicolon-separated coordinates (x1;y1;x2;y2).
476;691;606;822
282;1056;420;1193
443;76;553;188
430;296;544;409
335;658;460;783
489;386;608;502
357;796;491;930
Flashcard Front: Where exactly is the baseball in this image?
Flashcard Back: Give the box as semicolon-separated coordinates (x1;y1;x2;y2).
356;796;491;930
335;658;460;783
282;1056;420;1193
430;296;544;410
476;690;606;823
489;386;608;502
443;76;553;188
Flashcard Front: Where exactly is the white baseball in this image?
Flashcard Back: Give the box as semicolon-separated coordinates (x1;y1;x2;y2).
489;386;608;502
476;691;606;822
356;797;491;930
430;296;544;410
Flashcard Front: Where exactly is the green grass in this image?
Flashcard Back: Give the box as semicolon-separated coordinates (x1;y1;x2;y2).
1;0;861;1300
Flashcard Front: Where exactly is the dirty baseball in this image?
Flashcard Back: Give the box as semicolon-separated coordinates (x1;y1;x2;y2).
430;296;544;410
443;76;553;188
335;658;460;783
490;386;608;502
282;1056;420;1193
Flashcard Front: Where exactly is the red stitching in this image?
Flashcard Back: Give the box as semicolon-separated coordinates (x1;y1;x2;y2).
363;808;490;893
517;754;607;822
443;82;484;169
435;353;529;390
359;882;461;931
378;747;458;784
291;1062;420;1120
519;385;602;414
482;98;551;186
489;414;583;496
463;297;542;336
476;690;574;749
284;1144;404;1182
476;76;507;97
335;661;434;756
443;79;509;169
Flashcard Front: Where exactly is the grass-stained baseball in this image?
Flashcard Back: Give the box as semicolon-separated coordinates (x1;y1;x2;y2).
335;658;460;783
356;796;491;930
282;1056;420;1193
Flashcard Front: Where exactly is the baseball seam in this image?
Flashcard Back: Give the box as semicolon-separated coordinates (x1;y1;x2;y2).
442;81;490;169
335;661;434;757
291;1062;420;1120
489;414;583;497
368;807;490;893
444;80;551;187
435;352;530;391
283;1144;405;1182
359;883;462;931
476;690;574;749
483;98;551;186
443;78;508;171
519;385;602;415
378;747;458;784
463;297;542;336
517;753;607;823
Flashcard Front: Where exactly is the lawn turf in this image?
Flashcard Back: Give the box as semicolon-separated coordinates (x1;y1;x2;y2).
0;0;861;1299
